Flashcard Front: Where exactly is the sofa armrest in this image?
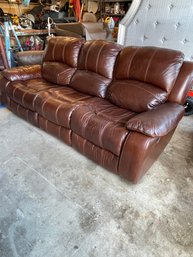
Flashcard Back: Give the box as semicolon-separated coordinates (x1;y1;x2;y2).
2;65;42;82
126;103;184;137
14;50;44;66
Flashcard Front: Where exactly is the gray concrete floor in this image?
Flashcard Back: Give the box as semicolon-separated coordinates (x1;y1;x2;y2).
0;107;193;257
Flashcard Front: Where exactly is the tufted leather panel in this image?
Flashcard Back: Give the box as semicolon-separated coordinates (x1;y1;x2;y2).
72;132;119;173
4;78;59;111
115;46;184;91
118;0;193;61
70;40;122;97
35;87;91;128
71;98;135;156
42;37;84;85
107;79;167;112
7;98;38;126
39;115;72;145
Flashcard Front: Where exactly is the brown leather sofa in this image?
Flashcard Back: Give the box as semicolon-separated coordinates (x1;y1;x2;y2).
0;36;192;183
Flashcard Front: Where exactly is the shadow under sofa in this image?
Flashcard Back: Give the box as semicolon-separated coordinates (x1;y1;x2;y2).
0;36;193;183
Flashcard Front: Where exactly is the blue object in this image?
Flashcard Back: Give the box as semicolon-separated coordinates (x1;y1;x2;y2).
0;21;23;68
22;0;30;7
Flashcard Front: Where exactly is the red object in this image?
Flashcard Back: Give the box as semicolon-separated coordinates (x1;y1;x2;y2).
69;0;81;21
188;90;193;97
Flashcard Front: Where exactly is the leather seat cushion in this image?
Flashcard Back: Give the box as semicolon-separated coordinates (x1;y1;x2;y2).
35;87;91;128
5;78;59;111
71;98;136;156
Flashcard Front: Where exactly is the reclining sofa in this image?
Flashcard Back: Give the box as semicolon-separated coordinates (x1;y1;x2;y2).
0;36;193;183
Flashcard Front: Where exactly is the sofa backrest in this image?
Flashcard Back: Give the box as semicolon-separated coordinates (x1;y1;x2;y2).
70;40;122;98
42;36;85;85
107;46;184;113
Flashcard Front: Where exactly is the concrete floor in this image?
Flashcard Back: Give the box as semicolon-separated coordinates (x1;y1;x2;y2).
0;107;193;257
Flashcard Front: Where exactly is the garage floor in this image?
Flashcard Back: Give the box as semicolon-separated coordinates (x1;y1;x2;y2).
0;107;193;257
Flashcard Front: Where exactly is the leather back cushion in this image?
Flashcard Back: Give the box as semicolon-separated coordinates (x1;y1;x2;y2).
42;37;84;85
107;80;167;113
115;46;184;91
107;46;184;112
70;40;122;98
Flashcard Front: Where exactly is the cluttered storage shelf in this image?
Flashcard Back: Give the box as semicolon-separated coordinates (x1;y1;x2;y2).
98;0;132;41
100;0;132;19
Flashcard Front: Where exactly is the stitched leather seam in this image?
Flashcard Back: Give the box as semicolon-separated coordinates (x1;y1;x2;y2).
95;44;105;74
127;48;140;78
52;41;58;61
98;120;111;148
81;111;95;138
62;41;68;63
12;83;22;99
55;102;64;124
21;91;27;107
84;42;93;70
129;83;166;102
41;96;52;117
144;49;158;82
32;92;44;110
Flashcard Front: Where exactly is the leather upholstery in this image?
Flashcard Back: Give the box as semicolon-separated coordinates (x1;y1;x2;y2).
5;79;59;111
107;46;184;112
39;115;72;145
126;103;184;137
14;51;44;66
35;87;91;128
0;37;192;183
70;40;122;97
71;98;135;156
2;65;42;81
114;47;184;91
6;98;38;126
168;61;193;104
72;133;119;173
42;37;85;85
107;79;167;112
118;130;175;183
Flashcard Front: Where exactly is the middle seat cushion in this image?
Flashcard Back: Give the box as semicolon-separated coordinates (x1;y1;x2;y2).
34;87;92;128
71;98;136;156
5;78;60;111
